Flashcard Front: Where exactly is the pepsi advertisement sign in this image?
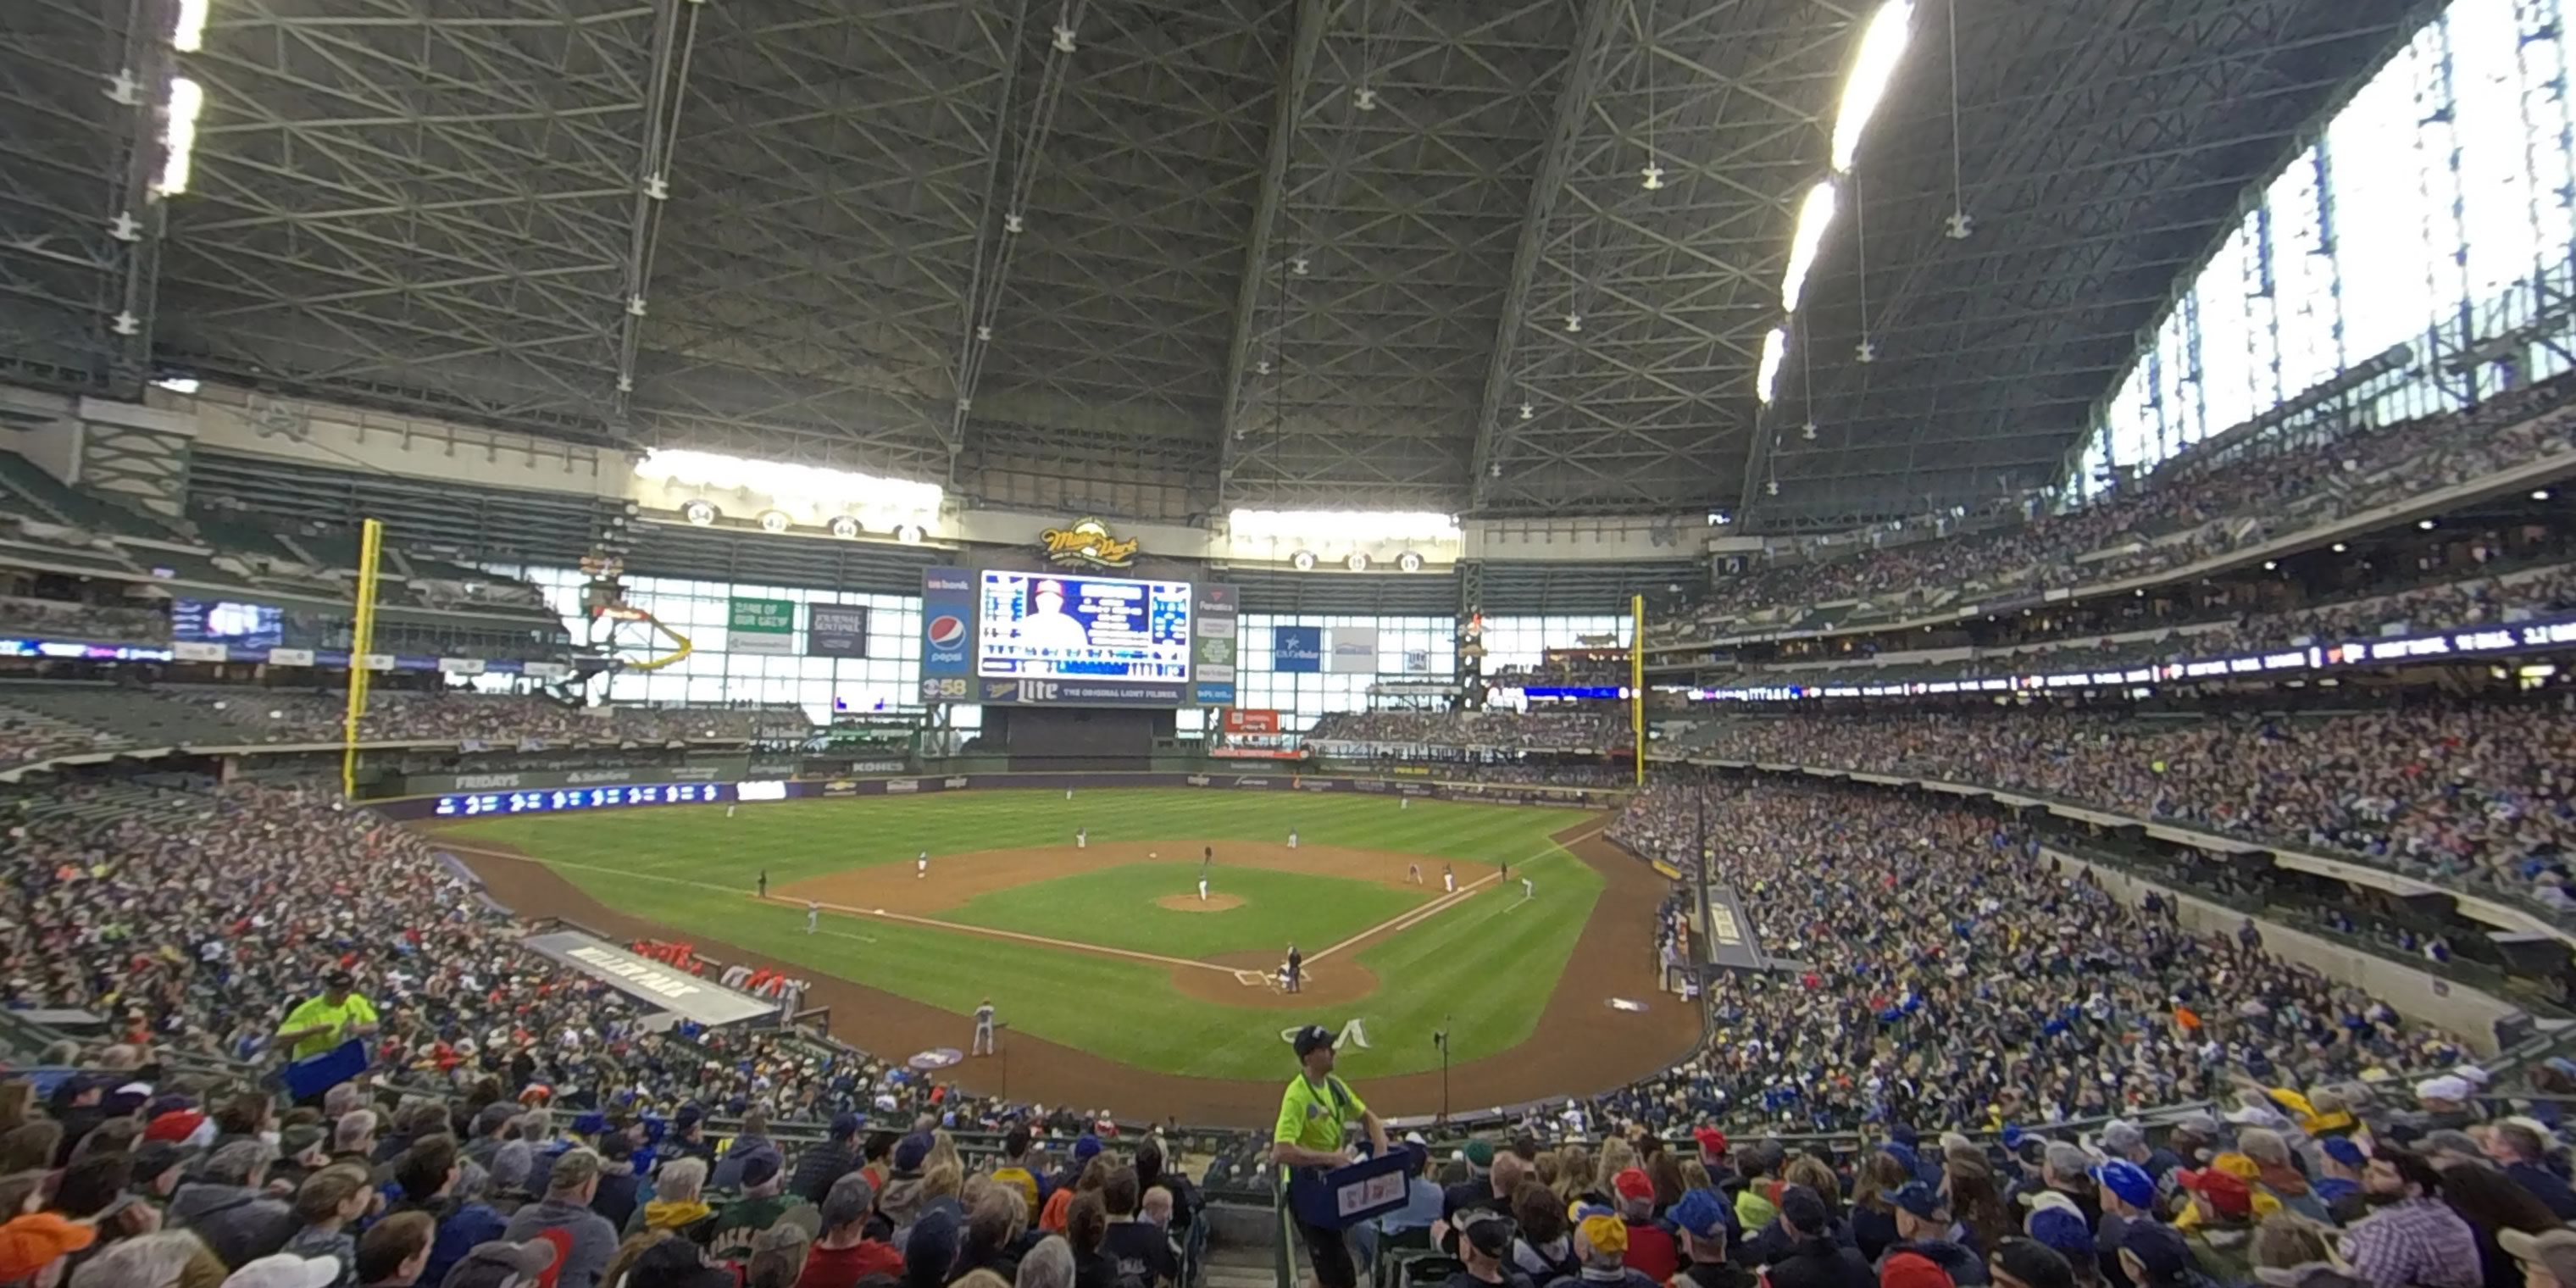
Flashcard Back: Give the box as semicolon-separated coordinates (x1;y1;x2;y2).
920;567;974;680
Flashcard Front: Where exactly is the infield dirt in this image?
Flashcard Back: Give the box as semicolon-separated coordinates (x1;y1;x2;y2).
447;816;1701;1122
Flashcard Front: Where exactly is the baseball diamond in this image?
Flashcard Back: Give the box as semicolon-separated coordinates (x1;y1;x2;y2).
437;786;1698;1121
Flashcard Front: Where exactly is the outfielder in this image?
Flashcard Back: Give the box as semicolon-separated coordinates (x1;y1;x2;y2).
973;998;996;1055
805;902;818;934
917;850;929;879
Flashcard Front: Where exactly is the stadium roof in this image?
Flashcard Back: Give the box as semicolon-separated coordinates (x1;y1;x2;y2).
0;0;2429;530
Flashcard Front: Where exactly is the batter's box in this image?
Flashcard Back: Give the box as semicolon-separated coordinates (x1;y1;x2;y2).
1232;969;1274;988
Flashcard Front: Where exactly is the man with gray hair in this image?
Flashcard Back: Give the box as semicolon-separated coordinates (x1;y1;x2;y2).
2021;1142;2106;1229
330;1111;379;1167
2486;1120;2576;1219
69;1231;206;1288
1014;1236;1075;1288
171;1141;298;1269
498;1149;617;1288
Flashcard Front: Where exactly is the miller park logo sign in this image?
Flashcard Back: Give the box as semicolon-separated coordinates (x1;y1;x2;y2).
1039;517;1139;569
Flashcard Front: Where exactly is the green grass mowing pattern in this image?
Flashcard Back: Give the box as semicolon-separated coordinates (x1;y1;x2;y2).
444;791;1602;1081
938;863;1430;960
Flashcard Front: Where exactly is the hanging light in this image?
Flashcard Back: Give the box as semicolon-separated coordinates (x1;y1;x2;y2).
1756;327;1788;404
155;77;204;195
171;0;209;50
1830;0;1917;172
1779;180;1838;313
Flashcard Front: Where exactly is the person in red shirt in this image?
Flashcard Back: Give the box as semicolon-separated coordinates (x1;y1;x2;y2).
794;1174;901;1288
1614;1169;1680;1282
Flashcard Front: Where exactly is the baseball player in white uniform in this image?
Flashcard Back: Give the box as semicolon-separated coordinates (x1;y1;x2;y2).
973;999;996;1055
805;902;818;934
1075;826;1087;849
917;850;928;879
1443;864;1456;894
1287;829;1298;850
1521;877;1535;900
1197;875;1210;902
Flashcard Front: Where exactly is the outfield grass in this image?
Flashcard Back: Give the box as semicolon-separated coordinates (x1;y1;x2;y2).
941;863;1430;959
441;790;1602;1080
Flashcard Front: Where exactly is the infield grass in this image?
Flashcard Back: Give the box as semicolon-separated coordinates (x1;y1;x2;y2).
439;789;1602;1081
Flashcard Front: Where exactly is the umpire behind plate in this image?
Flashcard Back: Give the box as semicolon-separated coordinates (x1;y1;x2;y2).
1272;1023;1390;1288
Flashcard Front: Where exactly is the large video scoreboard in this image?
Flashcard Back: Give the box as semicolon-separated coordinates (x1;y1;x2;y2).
919;566;1237;708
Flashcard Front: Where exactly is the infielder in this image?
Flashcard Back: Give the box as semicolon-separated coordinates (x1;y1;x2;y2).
917;850;929;879
1442;863;1455;894
973;998;997;1055
757;870;768;897
1197;874;1210;902
1075;826;1087;849
805;902;818;934
1521;877;1535;900
1201;845;1212;877
1406;863;1422;885
1287;829;1298;850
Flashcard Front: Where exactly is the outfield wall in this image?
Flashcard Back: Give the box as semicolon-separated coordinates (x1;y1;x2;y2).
367;768;1629;821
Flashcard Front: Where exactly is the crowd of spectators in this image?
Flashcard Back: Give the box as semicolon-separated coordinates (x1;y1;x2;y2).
1606;780;2456;1135
0;780;1034;1135
1656;375;2576;645
1673;703;2576;907
0;595;169;642
1308;710;1625;752
127;691;814;748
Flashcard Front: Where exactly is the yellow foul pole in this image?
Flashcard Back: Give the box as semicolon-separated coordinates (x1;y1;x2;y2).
340;518;383;800
1630;592;1646;786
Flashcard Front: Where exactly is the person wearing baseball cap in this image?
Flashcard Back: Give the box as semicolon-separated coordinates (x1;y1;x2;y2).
1768;1186;1875;1288
1671;1191;1753;1288
1569;1204;1660;1288
1271;1023;1386;1288
1444;1211;1530;1288
2114;1224;2219;1288
1879;1183;1985;1287
0;1211;97;1285
436;1239;560;1288
2170;1170;2257;1285
2090;1159;2157;1288
1613;1169;1679;1285
275;971;380;1063
1987;1240;2075;1288
2501;1229;2576;1288
2312;1137;2368;1226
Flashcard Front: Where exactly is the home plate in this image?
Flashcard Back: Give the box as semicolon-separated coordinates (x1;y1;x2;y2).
1608;998;1648;1013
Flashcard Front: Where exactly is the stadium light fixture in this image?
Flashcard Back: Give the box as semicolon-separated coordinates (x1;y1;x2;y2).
156;77;203;195
1756;327;1788;404
171;0;208;51
1228;509;1460;542
1830;0;1917;173
1779;180;1838;313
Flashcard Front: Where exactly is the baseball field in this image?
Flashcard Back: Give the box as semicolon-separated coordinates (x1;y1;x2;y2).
434;787;1700;1120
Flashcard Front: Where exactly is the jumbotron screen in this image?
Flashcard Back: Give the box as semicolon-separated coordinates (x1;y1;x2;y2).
978;569;1191;680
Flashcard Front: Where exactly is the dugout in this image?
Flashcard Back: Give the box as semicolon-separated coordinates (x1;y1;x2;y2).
980;704;1174;771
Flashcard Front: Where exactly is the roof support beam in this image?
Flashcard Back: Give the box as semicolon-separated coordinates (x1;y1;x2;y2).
1216;0;1327;504
948;0;1065;485
1466;0;1620;514
105;0;175;397
608;0;702;426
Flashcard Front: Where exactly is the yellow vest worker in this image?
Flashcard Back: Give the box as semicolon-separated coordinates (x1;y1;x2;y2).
275;970;380;1060
1272;1024;1388;1288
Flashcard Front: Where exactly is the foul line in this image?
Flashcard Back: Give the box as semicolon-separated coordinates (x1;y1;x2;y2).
443;842;1238;976
1302;819;1607;967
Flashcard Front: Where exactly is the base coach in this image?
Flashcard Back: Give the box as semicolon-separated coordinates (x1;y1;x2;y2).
1271;1023;1389;1288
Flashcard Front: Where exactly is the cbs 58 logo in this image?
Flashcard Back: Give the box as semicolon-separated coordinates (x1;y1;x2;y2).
919;677;969;700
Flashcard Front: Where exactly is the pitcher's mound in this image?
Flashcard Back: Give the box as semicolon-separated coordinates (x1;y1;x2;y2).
1155;893;1245;913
